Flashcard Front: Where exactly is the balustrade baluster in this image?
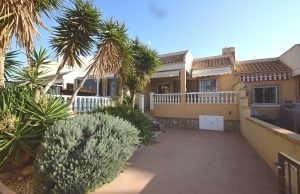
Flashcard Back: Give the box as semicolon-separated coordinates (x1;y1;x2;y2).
221;94;224;103
234;93;237;103
92;98;96;109
208;94;211;103
83;98;87;112
212;94;215;103
225;93;228;103
87;98;90;110
229;93;232;103
73;97;78;111
187;94;190;103
77;98;81;112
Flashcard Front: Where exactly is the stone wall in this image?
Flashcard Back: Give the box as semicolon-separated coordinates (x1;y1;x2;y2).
156;117;240;132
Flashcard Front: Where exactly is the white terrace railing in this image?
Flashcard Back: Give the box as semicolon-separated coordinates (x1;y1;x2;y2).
153;93;181;104
58;95;111;112
186;91;238;104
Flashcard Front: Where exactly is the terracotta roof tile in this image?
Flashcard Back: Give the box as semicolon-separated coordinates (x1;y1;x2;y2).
192;55;234;70
159;51;188;64
235;58;292;75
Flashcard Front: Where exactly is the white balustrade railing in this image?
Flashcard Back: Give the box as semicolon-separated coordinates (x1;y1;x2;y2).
154;93;181;104
186;91;238;104
57;95;111;112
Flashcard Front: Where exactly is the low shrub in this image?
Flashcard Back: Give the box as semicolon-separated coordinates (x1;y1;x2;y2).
94;103;156;145
34;113;140;194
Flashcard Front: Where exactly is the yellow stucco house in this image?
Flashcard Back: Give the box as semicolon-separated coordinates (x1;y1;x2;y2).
43;44;300;132
144;44;300;131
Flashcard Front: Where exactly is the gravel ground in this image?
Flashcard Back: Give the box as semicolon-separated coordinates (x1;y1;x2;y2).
2;169;34;194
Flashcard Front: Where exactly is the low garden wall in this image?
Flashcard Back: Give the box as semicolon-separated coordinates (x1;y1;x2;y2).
156;117;240;132
235;81;300;174
241;116;300;173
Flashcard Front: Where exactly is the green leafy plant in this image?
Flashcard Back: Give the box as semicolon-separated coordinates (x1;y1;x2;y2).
0;85;70;171
94;103;156;145
34;113;140;194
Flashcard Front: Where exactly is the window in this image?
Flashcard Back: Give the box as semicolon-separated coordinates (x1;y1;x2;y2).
254;85;278;104
107;78;118;97
173;80;180;93
199;79;217;92
157;83;170;94
187;80;198;93
77;79;102;95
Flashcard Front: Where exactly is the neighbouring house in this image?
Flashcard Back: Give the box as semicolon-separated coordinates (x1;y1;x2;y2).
42;44;300;132
144;47;239;131
42;56;118;98
144;44;300;131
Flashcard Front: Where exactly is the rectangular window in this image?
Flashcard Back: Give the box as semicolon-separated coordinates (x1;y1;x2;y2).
157;83;170;94
199;79;217;92
254;85;277;104
77;79;102;95
173;80;180;93
187;80;198;93
107;79;118;97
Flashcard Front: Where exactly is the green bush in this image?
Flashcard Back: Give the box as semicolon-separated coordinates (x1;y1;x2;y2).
0;85;70;171
34;113;140;194
94;103;156;145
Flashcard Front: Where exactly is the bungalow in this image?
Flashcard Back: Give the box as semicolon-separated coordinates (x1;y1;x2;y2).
42;44;300;132
145;45;300;131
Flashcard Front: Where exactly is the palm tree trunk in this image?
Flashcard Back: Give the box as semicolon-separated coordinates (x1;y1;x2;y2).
69;67;94;104
33;88;41;102
130;89;135;108
42;64;64;94
0;46;6;90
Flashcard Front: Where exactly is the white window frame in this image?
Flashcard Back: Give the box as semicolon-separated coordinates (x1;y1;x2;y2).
198;79;217;92
253;85;278;104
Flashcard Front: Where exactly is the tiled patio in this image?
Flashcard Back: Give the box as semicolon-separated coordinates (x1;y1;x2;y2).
90;128;277;194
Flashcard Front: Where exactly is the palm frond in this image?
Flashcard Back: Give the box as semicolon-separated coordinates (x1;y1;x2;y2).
50;0;101;70
89;19;129;81
4;51;22;81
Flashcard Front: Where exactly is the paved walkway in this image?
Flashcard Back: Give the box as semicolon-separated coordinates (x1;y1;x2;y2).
90;128;277;194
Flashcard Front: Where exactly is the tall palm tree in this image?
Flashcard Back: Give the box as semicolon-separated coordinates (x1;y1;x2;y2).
43;0;101;94
0;0;63;88
69;19;129;104
115;41;134;98
123;38;161;107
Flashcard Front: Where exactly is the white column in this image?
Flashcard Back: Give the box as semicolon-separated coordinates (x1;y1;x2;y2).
96;80;100;97
139;94;144;113
150;92;154;110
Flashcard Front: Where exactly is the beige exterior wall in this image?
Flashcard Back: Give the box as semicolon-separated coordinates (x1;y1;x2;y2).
235;81;300;175
243;78;296;119
153;103;239;120
144;76;179;108
145;72;238;119
279;44;300;77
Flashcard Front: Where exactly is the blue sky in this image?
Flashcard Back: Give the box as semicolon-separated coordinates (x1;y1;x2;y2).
14;0;300;62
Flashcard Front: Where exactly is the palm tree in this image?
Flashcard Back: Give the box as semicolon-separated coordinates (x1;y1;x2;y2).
123;38;161;107
69;19;129;104
115;41;134;98
0;0;63;88
4;51;21;82
43;0;101;94
13;47;53;102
